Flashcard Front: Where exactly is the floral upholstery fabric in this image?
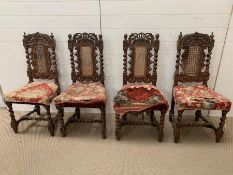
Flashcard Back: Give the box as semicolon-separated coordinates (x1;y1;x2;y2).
4;82;58;105
113;84;168;114
174;85;231;110
54;82;106;105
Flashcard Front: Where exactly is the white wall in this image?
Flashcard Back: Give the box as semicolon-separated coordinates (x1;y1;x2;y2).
0;0;232;116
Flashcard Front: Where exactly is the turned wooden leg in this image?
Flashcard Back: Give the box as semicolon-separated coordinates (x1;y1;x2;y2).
100;105;106;139
174;110;184;143
56;105;66;137
44;105;55;136
34;104;41;115
150;111;156;127
169;96;175;122
195;110;202;121
158;110;166;142
74;107;80;119
115;114;121;140
122;113;127;121
215;110;228;143
5;102;18;133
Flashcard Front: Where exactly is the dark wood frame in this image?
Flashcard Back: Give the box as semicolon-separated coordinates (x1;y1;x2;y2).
4;32;60;136
169;32;229;143
115;33;167;142
55;33;106;139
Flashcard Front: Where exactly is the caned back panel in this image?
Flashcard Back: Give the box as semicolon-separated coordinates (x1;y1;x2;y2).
68;33;104;85
23;32;59;86
174;32;214;86
123;33;160;85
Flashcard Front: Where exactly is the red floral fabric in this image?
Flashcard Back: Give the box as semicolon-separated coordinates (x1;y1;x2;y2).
4;82;58;105
174;85;231;110
54;82;106;105
113;84;168;114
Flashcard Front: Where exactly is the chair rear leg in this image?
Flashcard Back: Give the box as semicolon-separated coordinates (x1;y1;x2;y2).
174;110;184;143
100;106;106;139
5;102;18;133
56;105;66;137
195;110;202;121
44;105;55;136
169;96;175;122
74;107;80;119
150;111;156;127
216;110;228;143
122;113;127;121
35;104;41;115
115;114;121;140
158;110;166;142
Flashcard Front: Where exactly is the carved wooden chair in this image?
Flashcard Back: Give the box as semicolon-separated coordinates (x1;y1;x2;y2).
54;33;106;139
113;33;169;142
169;32;231;143
3;32;60;136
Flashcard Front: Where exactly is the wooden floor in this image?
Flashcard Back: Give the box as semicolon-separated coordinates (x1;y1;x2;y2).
0;108;233;175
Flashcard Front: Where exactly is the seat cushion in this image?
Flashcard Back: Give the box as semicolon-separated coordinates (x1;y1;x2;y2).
113;84;168;114
4;82;58;105
174;85;231;110
54;82;106;105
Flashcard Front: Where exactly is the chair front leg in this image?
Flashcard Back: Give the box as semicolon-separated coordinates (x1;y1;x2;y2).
100;105;106;139
115;114;121;140
169;96;175;122
158;110;166;142
174;110;184;143
44;105;55;136
216;110;228;143
56;105;66;137
5;102;18;133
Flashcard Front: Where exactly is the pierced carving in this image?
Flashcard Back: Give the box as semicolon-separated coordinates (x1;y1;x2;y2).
68;33;104;85
23;32;60;88
174;32;215;85
123;33;160;85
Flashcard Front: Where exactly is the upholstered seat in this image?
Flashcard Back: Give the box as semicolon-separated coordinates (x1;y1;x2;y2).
4;82;58;105
113;84;168;114
174;85;231;111
54;82;106;105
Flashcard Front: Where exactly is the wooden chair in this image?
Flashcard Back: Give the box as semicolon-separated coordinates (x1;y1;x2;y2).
3;32;60;136
54;33;106;139
113;33;168;142
169;32;231;143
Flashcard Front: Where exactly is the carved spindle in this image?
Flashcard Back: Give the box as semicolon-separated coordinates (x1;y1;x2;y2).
57;106;66;137
174;110;184;143
206;33;214;73
216;110;228;142
99;34;104;85
115;114;121;140
23;33;33;83
44;105;55;136
68;34;76;83
5;102;18;133
100;105;106;139
152;33;159;85
158;110;166;142
175;32;182;74
123;34;128;85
